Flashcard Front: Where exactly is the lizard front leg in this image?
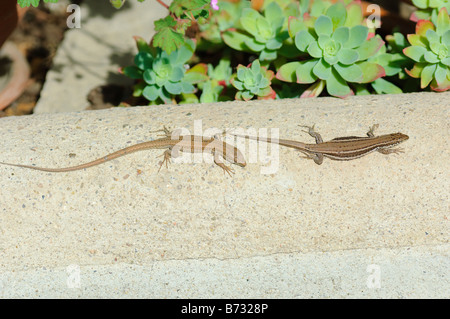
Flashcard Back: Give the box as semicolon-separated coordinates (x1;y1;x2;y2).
367;124;380;137
299;124;323;144
150;126;172;138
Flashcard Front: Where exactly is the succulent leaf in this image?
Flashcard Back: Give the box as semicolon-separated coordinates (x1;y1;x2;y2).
345;25;369;49
295;60;320;84
314;15;333;36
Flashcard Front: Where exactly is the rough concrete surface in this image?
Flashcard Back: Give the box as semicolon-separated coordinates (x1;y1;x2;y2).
0;92;449;298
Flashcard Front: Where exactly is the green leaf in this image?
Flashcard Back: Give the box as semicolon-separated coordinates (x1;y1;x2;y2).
442;57;450;66
173;40;195;64
323;54;339;65
143;69;156;85
325;3;347;29
181;82;195;94
110;0;126;9
295;30;316;52
406;34;427;47
240;8;264;37
300;80;326;98
434;63;447;85
153;28;185;55
232;79;244;90
184;71;208;84
345;25;369;48
345;2;363;27
356;36;384;61
222;29;254;51
376;53;404;76
165;82;182;95
134;52;153;70
332;27;350;45
307;42;323;58
264;1;284;26
295;59;320;83
358;61;386;83
143;85;161;101
371;78;403;94
132;81;146;97
436;7;450;36
337;48;359;65
420;63;437;88
313;58;332;79
154;16;177;31
122;66;143;79
424;51;440;63
276;61;303;82
288;16;307;38
260;48;278;61
241;90;254;101
266;37;283;50
237;65;246;81
170;66;185;82
405;62;426;78
425;29;440;44
416;19;435;37
443;30;450;47
134;36;152;54
333;63;363;82
326;69;353;98
245;38;266;52
314;16;333;36
403;46;428;62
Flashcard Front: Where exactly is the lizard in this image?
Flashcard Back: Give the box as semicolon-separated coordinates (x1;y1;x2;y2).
229;124;409;165
0;127;246;176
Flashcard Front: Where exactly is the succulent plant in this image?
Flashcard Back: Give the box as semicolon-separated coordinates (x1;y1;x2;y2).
222;1;289;61
277;2;385;98
403;8;450;91
410;0;450;24
184;59;234;103
199;0;251;45
122;38;207;103
200;59;233;102
231;59;275;100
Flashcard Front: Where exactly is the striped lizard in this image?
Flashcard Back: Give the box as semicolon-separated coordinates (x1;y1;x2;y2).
0;127;246;176
230;124;409;165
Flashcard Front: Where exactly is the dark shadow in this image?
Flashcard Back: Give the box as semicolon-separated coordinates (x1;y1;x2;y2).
80;0;133;19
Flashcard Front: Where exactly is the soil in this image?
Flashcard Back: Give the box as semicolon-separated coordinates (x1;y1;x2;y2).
1;2;79;117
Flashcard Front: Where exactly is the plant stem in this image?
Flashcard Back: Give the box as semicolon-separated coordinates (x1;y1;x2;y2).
155;0;169;9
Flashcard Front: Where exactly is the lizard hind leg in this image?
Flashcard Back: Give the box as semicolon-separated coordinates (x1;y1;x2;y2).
157;149;172;172
212;151;234;177
377;147;404;155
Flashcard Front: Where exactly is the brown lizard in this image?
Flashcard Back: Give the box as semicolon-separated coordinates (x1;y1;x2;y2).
230;124;409;165
0;127;246;176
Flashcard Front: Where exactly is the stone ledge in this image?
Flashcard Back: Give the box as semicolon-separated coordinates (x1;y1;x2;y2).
0;91;448;297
